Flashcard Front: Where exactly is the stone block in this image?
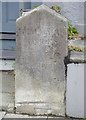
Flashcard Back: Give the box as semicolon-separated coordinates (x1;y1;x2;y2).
0;71;15;111
15;5;67;116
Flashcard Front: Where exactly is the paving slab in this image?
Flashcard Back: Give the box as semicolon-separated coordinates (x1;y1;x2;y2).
48;117;82;120
0;111;6;120
4;113;47;120
4;113;30;118
3;114;84;120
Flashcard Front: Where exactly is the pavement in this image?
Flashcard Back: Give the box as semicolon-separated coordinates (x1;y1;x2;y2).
0;112;85;120
0;112;6;120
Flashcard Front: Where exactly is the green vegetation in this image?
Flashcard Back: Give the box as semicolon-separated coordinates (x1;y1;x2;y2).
51;5;61;13
68;22;78;39
68;45;86;52
32;5;39;9
51;5;78;40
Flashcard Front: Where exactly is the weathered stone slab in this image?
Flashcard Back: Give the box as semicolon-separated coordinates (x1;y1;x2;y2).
69;51;86;63
15;5;67;116
68;40;86;49
68;39;86;63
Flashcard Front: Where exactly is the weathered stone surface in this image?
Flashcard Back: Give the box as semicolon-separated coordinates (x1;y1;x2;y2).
68;40;86;50
0;60;15;70
0;71;15;111
16;104;36;115
0;93;15;111
3;113;83;120
69;51;86;63
43;2;85;36
0;111;6;120
4;113;29;118
15;5;67;116
68;40;86;63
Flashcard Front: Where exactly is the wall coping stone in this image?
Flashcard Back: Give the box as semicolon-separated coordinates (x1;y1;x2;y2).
68;39;86;63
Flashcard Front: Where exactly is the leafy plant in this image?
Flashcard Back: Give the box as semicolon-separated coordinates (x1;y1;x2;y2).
51;5;61;13
68;22;78;39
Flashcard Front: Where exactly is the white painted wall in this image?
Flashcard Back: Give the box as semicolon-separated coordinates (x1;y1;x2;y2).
66;63;84;118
